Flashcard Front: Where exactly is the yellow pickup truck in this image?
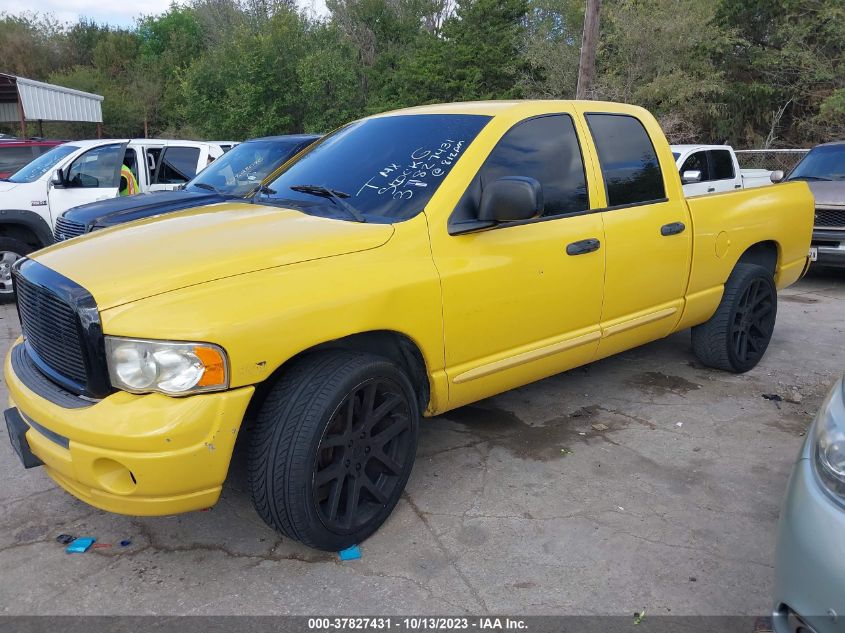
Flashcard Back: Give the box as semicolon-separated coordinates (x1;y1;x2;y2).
4;101;814;550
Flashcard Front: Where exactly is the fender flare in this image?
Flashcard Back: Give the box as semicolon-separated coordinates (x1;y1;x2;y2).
0;209;54;248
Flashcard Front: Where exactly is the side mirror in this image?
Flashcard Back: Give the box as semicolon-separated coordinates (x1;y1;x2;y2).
50;169;64;188
478;177;543;223
770;170;785;183
681;170;702;184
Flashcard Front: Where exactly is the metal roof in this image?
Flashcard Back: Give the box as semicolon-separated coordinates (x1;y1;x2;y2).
0;74;103;123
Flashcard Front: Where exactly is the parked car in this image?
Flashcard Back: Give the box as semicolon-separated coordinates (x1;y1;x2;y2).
0;139;225;295
54;135;320;242
672;144;774;196
0;139;65;180
777;141;845;268
772;374;845;633
3;100;814;550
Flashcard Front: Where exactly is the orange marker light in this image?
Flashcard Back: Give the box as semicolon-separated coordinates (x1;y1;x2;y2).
194;346;226;387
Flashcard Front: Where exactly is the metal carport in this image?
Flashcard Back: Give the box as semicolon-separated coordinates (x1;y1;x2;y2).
0;73;103;138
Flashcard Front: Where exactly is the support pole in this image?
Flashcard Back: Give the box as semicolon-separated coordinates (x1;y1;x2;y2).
576;0;601;100
16;91;26;138
96;122;103;139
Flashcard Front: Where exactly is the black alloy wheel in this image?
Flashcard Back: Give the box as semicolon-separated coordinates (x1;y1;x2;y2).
730;276;775;367
313;377;413;533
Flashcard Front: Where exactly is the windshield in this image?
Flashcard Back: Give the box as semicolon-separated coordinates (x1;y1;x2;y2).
262;114;491;222
187;138;311;197
8;144;77;183
788;145;845;182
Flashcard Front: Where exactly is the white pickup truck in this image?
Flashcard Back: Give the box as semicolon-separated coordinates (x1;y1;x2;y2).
671;144;774;197
0;138;224;295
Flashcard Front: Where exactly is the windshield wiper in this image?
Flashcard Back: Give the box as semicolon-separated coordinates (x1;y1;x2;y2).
289;184;366;223
192;182;224;194
790;175;833;181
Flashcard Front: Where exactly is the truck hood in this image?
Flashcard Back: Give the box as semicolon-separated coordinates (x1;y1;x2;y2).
62;190;226;228
805;181;845;207
33;201;395;310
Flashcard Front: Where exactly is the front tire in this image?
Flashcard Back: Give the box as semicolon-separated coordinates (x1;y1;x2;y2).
691;263;777;373
248;351;419;550
0;237;33;300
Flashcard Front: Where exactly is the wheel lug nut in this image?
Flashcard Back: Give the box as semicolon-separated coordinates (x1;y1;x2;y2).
356;463;361;470
364;446;370;453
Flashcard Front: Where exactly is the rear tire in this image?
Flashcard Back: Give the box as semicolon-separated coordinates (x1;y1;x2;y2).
248;351;419;550
691;263;777;373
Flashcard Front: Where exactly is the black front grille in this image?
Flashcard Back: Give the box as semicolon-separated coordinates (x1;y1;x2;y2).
11;259;111;399
14;267;87;384
815;207;845;229
53;216;86;242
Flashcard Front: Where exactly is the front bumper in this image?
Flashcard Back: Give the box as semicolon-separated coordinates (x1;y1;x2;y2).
811;229;845;268
4;340;254;515
772;447;845;633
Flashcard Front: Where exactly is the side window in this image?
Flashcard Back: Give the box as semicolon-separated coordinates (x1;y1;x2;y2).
65;144;123;188
154;146;201;185
585;114;665;207
709;150;735;180
122;148;139;181
680;152;710;181
453;115;589;224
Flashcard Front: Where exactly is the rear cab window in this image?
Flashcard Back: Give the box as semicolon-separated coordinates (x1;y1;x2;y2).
585;113;666;207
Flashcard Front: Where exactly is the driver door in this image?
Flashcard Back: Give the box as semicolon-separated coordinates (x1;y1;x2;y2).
429;112;606;409
48;143;127;222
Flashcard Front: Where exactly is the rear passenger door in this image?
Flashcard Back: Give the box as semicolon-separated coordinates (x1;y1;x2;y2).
149;145;202;191
583;113;692;359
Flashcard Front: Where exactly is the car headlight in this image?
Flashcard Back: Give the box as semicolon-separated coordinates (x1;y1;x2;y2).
105;337;229;396
813;376;845;501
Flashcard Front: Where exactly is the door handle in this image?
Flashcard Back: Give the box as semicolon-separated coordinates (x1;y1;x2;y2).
661;222;686;236
707;187;716;192
566;238;601;256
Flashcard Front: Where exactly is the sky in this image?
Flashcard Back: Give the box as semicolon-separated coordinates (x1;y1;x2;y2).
0;0;328;27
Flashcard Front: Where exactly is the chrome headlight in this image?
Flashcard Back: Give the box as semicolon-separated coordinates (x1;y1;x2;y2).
813;375;845;501
105;337;229;396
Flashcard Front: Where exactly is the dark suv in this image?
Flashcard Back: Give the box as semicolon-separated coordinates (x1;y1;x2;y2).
0;139;65;179
786;141;845;268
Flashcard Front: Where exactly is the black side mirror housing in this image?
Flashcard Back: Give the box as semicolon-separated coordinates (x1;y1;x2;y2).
478;176;544;223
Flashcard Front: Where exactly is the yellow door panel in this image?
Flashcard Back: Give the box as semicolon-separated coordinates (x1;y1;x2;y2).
433;213;605;408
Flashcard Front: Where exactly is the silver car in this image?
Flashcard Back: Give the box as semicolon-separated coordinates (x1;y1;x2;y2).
773;374;845;633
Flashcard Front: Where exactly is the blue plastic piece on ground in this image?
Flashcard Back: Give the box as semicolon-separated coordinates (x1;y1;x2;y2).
66;537;96;553
119;539;132;547
338;545;361;561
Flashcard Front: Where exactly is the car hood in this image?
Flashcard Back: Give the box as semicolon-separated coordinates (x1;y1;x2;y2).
805;181;845;208
62;190;226;227
34;201;395;310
